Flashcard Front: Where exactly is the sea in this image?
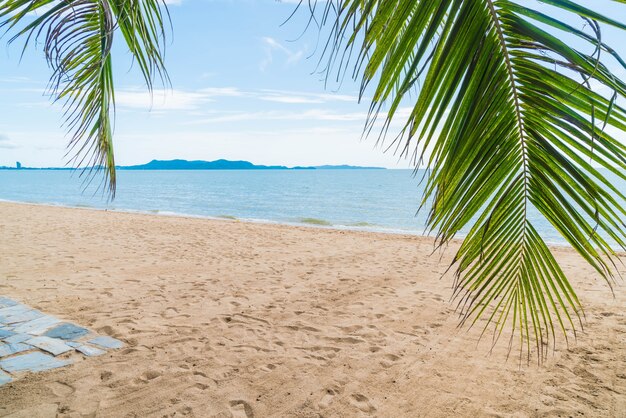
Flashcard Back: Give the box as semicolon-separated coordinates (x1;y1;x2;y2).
0;169;623;247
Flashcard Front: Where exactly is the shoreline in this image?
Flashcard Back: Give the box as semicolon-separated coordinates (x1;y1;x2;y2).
0;198;582;250
0;197;444;239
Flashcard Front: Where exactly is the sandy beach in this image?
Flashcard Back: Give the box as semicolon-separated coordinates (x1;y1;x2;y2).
0;201;624;417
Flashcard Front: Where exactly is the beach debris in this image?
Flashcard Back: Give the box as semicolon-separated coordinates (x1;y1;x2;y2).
88;336;124;349
26;336;73;356
0;352;72;373
0;296;124;385
44;323;89;340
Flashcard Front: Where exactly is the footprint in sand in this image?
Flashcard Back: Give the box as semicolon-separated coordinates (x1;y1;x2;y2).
47;381;75;397
319;386;342;409
229;400;254;418
380;353;400;368
161;307;179;319
350;394;376;414
141;370;162;382
260;363;277;372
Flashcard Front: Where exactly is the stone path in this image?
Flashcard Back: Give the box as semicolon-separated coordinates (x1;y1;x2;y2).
0;296;123;386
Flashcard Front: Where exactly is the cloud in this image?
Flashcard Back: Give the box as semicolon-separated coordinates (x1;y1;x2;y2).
260;37;304;71
0;76;32;84
186;109;369;125
114;86;359;111
115;89;213;110
257;89;358;103
185;106;414;125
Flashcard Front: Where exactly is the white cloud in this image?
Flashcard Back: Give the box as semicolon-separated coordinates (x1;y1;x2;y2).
186;106;415;125
115;89;213;110
114;86;360;111
260;37;305;71
186;109;368;124
257;89;359;103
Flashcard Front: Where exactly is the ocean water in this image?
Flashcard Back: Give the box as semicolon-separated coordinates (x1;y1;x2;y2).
0;169;623;246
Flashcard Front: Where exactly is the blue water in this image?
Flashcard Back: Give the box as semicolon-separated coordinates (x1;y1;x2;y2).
0;169;622;246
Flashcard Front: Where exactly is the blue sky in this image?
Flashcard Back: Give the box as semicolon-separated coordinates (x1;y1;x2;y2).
0;0;624;168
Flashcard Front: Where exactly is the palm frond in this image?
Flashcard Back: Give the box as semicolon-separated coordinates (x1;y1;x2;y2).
312;0;626;362
0;0;169;196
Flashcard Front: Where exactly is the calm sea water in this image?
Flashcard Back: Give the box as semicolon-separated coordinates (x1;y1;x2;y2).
0;169;623;246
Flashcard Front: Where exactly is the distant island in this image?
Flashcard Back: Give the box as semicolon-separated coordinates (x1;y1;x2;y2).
0;159;386;171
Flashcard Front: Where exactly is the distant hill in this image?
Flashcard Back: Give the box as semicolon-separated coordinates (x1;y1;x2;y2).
1;159;386;170
118;159;385;170
313;164;385;170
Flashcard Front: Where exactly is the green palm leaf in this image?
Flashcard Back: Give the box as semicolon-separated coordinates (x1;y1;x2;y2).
0;0;169;196
310;0;626;362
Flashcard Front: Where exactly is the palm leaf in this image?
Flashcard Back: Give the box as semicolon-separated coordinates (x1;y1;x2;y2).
309;0;626;362
0;0;169;196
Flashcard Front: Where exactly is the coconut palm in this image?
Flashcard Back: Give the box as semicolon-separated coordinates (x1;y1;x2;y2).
2;0;625;362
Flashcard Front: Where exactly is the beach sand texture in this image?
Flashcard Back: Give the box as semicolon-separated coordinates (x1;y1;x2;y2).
0;201;625;417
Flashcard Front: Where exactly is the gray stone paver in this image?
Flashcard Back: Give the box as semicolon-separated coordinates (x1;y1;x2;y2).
44;323;89;340
0;343;31;357
88;336;124;349
13;315;61;335
0;329;15;339
72;343;106;357
26;336;73;356
0;370;11;385
0;352;72;373
3;334;30;344
0;296;124;386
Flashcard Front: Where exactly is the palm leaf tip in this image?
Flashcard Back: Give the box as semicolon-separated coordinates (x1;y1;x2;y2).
310;0;626;362
0;0;170;197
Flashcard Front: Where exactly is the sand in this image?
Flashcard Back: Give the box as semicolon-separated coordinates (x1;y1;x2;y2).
0;201;624;417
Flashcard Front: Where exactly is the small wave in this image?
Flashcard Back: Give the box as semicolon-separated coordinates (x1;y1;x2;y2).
217;214;237;220
300;217;332;226
350;221;376;227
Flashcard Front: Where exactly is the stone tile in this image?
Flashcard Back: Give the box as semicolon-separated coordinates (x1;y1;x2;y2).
0;352;71;373
3;334;31;344
2;310;45;325
0;369;12;386
88;336;124;349
0;297;18;309
0;305;29;317
25;337;72;356
13;316;61;336
73;344;106;357
44;323;89;341
0;329;16;339
0;343;32;358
